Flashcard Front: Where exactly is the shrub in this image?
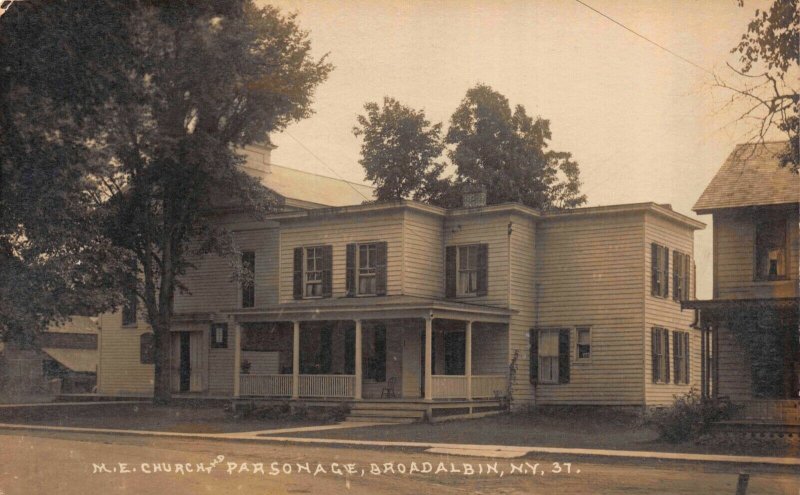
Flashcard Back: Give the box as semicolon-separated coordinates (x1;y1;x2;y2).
291;403;308;420
647;388;734;443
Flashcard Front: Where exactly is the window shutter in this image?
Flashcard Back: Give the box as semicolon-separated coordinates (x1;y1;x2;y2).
529;329;539;384
651;327;659;383
445;246;457;298
673;331;680;382
663;330;671;383
375;241;388;296
345;243;356;297
322;245;333;298
684;256;691;301
684;333;690;384
662;247;670;298
651;243;659;296
476;243;489;296
672;251;680;300
293;247;303;300
558;329;570;384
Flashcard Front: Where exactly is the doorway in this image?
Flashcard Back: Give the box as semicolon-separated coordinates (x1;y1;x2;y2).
171;331;205;393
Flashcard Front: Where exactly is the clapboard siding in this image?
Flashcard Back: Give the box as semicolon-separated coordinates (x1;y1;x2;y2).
535;212;645;405
713;207;799;299
174;228;279;313
507;213;537;404
643;212;701;405
403;210;444;298
97;311;154;396
279;211;405;302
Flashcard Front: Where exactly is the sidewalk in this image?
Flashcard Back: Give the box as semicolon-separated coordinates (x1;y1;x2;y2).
1;421;798;467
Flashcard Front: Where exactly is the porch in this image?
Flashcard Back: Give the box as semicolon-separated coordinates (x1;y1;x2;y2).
227;296;513;403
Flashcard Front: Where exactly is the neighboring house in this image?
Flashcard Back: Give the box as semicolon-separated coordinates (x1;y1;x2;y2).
97;142;706;410
683;142;800;408
0;316;98;397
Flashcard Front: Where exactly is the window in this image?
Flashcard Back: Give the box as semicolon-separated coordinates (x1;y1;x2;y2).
673;331;690;384
672;251;691;301
652;327;670;383
346;242;387;297
576;327;591;359
305;246;324;298
122;286;137;326
358;243;377;295
458;245;479;295
755;218;787;280
210;323;228;349
445;244;488;298
530;328;570;384
651;243;669;298
241;251;255;308
140;333;154;365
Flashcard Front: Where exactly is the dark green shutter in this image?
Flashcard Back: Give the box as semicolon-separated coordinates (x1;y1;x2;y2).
375;241;388;296
476;244;489;296
322;245;333;298
662;247;670;298
673;331;680;382
684;332;690;384
445;246;457;298
672;251;680;300
651;327;659;383
293;247;303;300
529;329;539;384
558;329;570;384
345;243;356;297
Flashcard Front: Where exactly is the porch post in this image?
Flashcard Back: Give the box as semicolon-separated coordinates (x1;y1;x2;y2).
700;326;706;399
354;319;363;400
465;321;473;400
292;321;300;399
232;319;242;398
424;317;433;400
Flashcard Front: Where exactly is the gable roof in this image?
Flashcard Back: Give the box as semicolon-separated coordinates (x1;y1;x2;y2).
261;164;375;208
694;142;798;214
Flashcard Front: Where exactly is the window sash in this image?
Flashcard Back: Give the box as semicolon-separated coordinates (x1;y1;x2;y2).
357;244;378;295
755;219;788;280
576;327;591;359
457;245;479;296
538;330;559;383
304;247;324;298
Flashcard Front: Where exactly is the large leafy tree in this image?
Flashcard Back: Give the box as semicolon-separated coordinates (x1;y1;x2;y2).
1;0;331;402
720;0;798;171
446;84;586;210
353;97;449;203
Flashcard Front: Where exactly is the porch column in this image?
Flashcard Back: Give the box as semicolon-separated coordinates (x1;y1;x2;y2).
292;321;300;399
424;317;433;400
354;320;363;400
232;319;242;398
700;326;707;399
465;321;473;400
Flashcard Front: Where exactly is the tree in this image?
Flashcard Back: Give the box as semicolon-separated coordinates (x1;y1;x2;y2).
353;97;449;203
719;0;798;171
1;0;332;402
445;84;586;210
1;1;132;344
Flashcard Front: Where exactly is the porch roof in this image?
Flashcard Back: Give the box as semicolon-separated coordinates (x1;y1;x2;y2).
219;295;515;324
682;297;799;325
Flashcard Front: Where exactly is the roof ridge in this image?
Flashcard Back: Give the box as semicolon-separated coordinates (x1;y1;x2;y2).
268;162;374;189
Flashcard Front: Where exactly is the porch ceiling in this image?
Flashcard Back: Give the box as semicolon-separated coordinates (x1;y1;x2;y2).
222;295;515;324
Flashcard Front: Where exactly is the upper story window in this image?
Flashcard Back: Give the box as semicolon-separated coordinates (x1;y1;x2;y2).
346;242;387;297
755;218;788;281
293;246;332;300
672;251;691;301
241;251;255;308
445;244;488;298
651;243;669;298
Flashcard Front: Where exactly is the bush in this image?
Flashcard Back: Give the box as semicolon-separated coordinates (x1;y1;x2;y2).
647;388;734;443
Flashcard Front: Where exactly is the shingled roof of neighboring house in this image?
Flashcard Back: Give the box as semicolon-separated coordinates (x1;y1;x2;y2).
694;141;798;214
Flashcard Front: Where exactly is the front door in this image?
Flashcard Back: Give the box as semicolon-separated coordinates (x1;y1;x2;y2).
171;331;206;393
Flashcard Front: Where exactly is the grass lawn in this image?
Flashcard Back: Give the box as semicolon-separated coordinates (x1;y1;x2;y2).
285;408;797;458
0;402;328;434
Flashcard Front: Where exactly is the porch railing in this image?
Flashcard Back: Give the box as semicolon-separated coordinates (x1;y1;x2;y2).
471;375;507;399
240;374;293;397
432;375;467;399
738;400;800;424
298;374;355;398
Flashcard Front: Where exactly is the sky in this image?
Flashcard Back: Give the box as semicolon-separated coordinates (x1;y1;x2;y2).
260;0;778;299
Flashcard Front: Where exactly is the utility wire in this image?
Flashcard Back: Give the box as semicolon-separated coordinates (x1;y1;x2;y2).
572;0;713;75
283;130;372;202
